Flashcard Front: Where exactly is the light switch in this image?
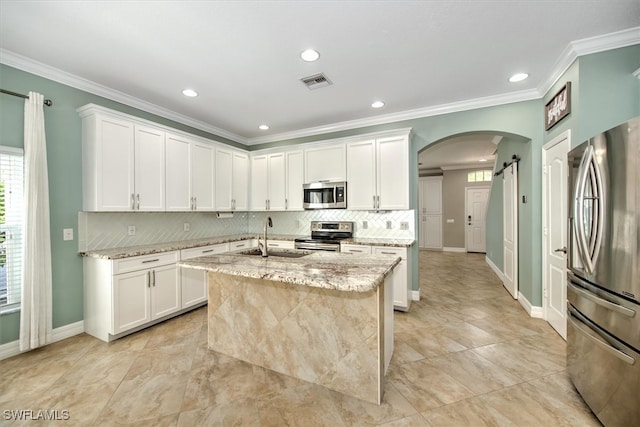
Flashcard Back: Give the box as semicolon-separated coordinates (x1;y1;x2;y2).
128;225;136;236
183;223;190;232
63;228;74;241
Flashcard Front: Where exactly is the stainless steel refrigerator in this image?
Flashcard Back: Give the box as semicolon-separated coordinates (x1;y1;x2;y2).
567;116;640;427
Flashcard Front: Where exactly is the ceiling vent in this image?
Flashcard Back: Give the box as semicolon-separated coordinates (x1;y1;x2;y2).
300;73;332;90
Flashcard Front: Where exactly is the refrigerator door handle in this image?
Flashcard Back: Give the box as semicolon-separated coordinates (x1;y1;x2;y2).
568;307;635;365
568;280;636;318
573;145;604;274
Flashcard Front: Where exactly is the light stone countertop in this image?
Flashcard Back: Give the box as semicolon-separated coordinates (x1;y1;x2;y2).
178;251;401;293
80;234;302;260
80;234;414;260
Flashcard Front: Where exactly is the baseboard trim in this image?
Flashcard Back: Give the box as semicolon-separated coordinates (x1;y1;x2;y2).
443;247;466;253
411;290;420;301
485;256;505;282
0;320;85;361
518;292;544;318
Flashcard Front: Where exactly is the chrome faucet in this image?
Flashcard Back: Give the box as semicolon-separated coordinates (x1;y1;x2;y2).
259;216;273;257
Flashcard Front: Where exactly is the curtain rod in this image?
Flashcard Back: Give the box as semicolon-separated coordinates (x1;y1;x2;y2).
494;154;521;177
1;89;53;106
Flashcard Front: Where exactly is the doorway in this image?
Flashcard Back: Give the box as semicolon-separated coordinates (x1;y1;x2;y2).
542;130;570;339
465;187;490;253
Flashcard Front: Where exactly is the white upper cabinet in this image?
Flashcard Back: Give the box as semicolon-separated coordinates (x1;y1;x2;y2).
81;113;135;211
165;134;215;211
346;139;377;210
232;151;249;211
216;148;248;211
347;131;410;210
190;142;215;211
250;152;286;211
133;125;166;211
285;150;304;210
304;143;346;183
165;133;192;211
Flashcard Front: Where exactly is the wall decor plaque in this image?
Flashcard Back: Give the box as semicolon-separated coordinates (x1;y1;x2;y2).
545;82;571;130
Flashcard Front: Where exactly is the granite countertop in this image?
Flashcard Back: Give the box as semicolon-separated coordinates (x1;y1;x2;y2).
80;234;302;260
178;251;401;293
341;237;415;247
80;234;414;260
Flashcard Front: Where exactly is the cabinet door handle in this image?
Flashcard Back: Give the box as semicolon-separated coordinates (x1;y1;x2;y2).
136;194;140;210
373;195;376;209
142;258;160;264
131;193;135;210
377;195;380;209
147;271;151;288
193;197;197;210
380;251;398;255
235;243;246;248
201;249;215;254
285;198;288;210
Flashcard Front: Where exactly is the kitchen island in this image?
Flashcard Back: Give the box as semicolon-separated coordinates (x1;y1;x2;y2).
178;250;398;404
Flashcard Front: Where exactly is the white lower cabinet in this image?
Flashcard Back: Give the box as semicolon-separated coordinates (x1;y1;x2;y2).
180;243;229;308
84;251;181;341
340;243;412;312
373;246;411;312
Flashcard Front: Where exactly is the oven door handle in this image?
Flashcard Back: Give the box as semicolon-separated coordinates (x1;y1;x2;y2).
568;305;635;365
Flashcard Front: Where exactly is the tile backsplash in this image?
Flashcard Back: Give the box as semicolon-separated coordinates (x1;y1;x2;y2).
78;209;415;251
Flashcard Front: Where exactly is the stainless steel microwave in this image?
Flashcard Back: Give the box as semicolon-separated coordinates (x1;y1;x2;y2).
303;181;347;209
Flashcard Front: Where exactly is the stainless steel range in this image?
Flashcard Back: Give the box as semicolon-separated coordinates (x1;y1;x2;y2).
294;221;353;252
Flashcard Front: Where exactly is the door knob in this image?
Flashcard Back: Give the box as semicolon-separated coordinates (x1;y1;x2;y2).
554;247;567;254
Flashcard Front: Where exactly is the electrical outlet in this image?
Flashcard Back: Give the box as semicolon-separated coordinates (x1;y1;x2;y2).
386;221;392;230
400;221;409;230
362;220;368;229
183;222;190;232
128;225;136;236
63;228;74;241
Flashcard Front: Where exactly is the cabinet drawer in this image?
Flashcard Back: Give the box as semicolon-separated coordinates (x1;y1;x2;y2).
229;240;253;251
181;243;229;260
267;240;294;249
373;246;406;260
341;244;372;254
113;251;178;275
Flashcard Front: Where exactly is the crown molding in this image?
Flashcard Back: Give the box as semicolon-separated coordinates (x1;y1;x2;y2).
537;26;640;97
0;49;248;144
2;27;638;147
244;89;540;145
440;163;493;171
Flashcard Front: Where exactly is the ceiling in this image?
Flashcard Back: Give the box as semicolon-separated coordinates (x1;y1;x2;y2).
1;1;638;148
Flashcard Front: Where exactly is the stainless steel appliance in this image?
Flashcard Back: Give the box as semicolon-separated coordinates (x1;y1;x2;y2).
566;116;640;427
303;181;347;209
294;221;353;252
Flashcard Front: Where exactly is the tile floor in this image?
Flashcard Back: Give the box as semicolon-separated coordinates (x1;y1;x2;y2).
0;251;601;426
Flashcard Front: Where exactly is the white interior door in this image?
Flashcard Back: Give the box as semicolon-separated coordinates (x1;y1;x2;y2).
543;132;570;339
466;187;489;253
503;164;518;299
419;177;443;249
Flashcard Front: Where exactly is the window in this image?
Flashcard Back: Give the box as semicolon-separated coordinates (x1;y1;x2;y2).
467;169;493;183
0;146;24;310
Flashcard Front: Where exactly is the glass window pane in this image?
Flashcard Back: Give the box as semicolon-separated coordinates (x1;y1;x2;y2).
467;172;475;182
476;171;483;181
484;170;493;181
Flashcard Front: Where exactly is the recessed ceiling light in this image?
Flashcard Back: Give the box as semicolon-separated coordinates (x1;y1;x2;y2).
371;101;385;108
508;73;529;83
300;49;320;62
479;158;487;162
182;89;198;97
259;124;269;130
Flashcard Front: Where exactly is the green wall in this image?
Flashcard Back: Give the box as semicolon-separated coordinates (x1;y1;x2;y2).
0;64;239;344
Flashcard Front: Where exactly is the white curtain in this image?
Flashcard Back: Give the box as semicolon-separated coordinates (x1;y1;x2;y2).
19;92;52;351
